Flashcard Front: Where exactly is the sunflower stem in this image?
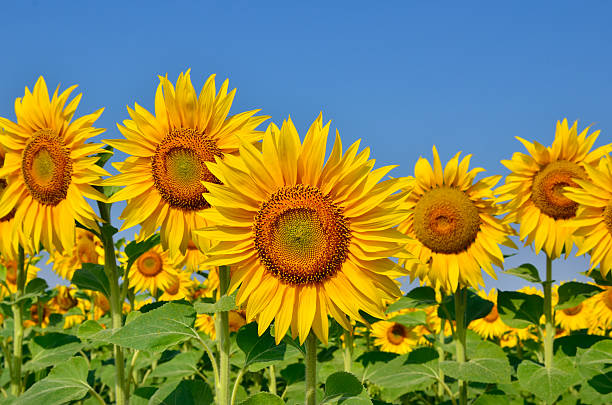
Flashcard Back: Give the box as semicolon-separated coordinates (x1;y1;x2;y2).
437;319;446;398
10;246;25;396
454;287;468;405
343;329;353;372
543;255;554;370
305;332;318;405
269;365;277;394
98;201;127;405
216;265;231;405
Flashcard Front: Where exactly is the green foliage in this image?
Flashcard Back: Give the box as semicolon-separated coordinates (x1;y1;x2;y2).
323;371;364;403
239;392;285;405
497;290;543;328
236;322;287;370
148;379;214;405
149;351;203;380
438;289;494;324
386;287;437;312
24;333;83;372
194;292;237;314
440;340;512;384
555;282;603;310
503;263;542;283
517;356;582;404
71;263;111;297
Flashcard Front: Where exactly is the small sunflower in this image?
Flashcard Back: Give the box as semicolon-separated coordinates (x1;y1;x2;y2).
104;70;268;258
564;156;612;277
24;301;52;328
0;77;108;254
49;285;85;328
553;284;592;331
469;289;509;339
195;310;247;340
159;269;194;301
499;331;518;348
51;228;104;280
0;255;39;296
371;320;419;354
588;286;612;333
497;119;612;259
398;146;515;292
199;115;412;344
127;244;177;295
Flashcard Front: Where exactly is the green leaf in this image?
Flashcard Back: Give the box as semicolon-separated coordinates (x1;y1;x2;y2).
386;287;437;312
577;340;612;379
387;311;426;327
16;357;92;405
149;351;202;379
517;358;581;404
194;292;237;314
497;290;543;328
239;392;285;405
236;322;287;368
438;289;494;325
125;233;161;272
585;269;612;286
109;301;197;353
473;390;510;405
148;379;213;405
555;282;603;310
579;377;612;404
281;363;305;385
323;371;363;402
71;263;111;297
503;263;542;283
440;340;512;384
24;333;83;372
10;278;48;304
77;320;113;342
94;145;114;168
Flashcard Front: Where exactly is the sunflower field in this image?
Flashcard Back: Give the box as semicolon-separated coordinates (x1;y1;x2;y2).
0;72;611;405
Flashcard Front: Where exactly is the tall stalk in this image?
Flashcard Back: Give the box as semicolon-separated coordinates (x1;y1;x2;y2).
454;287;468;405
343;329;353;372
305;332;317;405
216;265;231;405
268;365;277;394
98;201;126;405
10;245;25;396
543;255;554;369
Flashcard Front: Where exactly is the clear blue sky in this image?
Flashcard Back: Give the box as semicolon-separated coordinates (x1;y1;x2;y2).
2;1;611;292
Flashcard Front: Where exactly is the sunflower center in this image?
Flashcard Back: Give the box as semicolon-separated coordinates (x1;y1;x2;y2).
562;303;582;316
484;305;499;323
413;187;480;254
603;289;612;311
254;184;351;285
137;251;163;277
604;202;612;236
386;323;407;345
151;128;223;211
22;129;72;206
57;292;77;311
165;274;180;295
531;160;585;220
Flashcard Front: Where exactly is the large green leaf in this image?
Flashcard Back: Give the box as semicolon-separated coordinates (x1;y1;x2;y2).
440;340;512;384
236;322;287;369
9;278;49;304
555;282;603;310
577;340;612;384
194;292;237;314
322;371;363;403
517;357;581;404
149;351;203;380
71;263;111;297
438;289;494;325
473;390;510;405
77;320;113;343
239;392;285;405
386;287;437;312
109;301;197;353
497;290;543;328
503;263;542;283
148;379;213;405
16;357;93;405
24;333;83;372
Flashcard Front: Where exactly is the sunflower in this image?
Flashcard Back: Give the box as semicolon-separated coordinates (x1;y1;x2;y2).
176;240;209;272
499;331;518;348
0;145;20;259
588;286;612;333
0;77;108;254
497;119;612;259
414;305;453;345
104;70;268;258
564;156;612;277
195;310;247;340
24;301;52;328
49;285;86;328
127;244;177;295
51;228;104;280
552;284;592;331
371;320;419;354
469;289;509;339
0;255;39;296
398;146;515;292
198;115;411;344
159;269;194;301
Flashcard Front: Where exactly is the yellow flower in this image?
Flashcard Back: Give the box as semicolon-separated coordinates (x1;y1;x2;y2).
24;301;52;328
159;269;195;301
497;119;612;259
49;285;86;328
552;284;592;331
564;156;612;278
0;255;39;297
371;320;419;354
0;145;20;259
127;244;177;295
398;146;515;292
0;77;108;253
51;228;104;280
588;286;612;333
104;70;268;258
469;289;509;339
499;331;518;348
199;115;411;344
176;240;210;272
195;311;247;340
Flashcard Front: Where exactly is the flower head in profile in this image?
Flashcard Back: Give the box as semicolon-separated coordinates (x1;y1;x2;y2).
199;114;412;344
105;70;268;258
398;146;515;292
0;77;108;253
497;119;612;259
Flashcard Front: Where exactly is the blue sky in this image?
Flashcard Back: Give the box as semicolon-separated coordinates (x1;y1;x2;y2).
2;1;611;292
